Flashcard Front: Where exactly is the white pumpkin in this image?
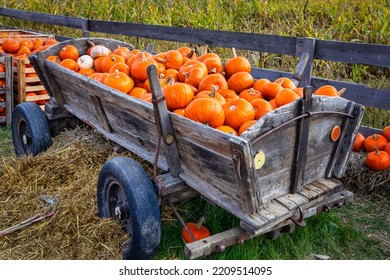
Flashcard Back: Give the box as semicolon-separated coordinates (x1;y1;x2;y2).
77;55;94;69
89;45;111;59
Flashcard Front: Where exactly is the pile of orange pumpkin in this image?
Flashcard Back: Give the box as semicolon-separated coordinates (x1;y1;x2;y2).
0;36;59;108
47;42;345;135
352;126;390;171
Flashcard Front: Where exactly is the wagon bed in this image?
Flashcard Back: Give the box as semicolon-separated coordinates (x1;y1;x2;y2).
23;37;364;258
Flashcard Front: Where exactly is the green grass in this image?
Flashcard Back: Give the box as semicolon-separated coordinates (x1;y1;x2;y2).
154;197;389;260
0;126;13;157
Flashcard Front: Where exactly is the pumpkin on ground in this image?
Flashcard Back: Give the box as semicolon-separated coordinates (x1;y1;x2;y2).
363;133;388;152
365;147;390;171
352;132;365;152
181;217;210;243
382;125;390;141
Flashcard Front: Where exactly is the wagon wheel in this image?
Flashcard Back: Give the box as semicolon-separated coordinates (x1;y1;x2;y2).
12;102;53;157
97;156;161;260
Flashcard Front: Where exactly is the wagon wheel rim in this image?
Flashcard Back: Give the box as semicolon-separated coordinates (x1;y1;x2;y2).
105;178;133;235
18;120;33;155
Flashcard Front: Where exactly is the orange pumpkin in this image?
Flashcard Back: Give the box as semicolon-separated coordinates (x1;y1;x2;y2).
314;85;346;97
195;85;226;106
216;125;238;136
128;87;148;98
239;88;263;103
363;134;388;152
103;69;134;94
178;60;208;82
183;66;208;88
101;54;126;73
203;57;223;74
384;143;390;155
184;98;225;128
108;62;130;76
238;120;257;135
197;52;220;63
78;68;96;77
252;78;270;92
198;73;228;92
181;217;210;243
162;80;194;111
19;39;34;51
163;50;184;70
227;71;254;93
130;53;158;81
261;80;284;100
2;39;20;53
172;108;186;116
352;133;365;152
382;125;390;141
224;48;251;78
59;45;79;61
251;98;273;120
274;77;297;89
365;147;390;171
222;98;255;131
59;58;79;72
274;88;300;107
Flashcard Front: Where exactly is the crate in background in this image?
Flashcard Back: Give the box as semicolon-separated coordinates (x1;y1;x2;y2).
0;29;54;44
12;56;49;109
0;53;13;127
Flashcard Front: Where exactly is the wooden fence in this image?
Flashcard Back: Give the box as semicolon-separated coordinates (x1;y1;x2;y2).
0;7;389;135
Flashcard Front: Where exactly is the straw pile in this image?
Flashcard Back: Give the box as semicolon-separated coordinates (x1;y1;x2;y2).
0;126;151;260
341;151;390;202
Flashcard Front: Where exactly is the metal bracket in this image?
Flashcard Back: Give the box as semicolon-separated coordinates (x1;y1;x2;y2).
289;206;306;227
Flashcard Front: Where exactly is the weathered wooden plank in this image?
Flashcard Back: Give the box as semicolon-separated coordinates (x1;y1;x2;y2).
333;104;365;178
263;200;290;217
311;77;390;110
88;19;298;55
0;8;86;29
89;95;112;132
299;186;321;200
275;196;299;210
315;39;390;68
291;87;313;193
230;137;262;213
147;65;182;177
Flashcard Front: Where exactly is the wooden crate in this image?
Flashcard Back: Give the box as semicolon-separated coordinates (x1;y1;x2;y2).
0;29;54;43
0;54;13;127
0;29;54;109
12;56;50;109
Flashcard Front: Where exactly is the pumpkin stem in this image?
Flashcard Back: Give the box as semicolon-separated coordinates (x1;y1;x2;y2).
202;45;208;55
209;85;219;98
232;47;237;58
374;146;380;155
275;78;284;86
86;40;95;47
337;87;347;96
113;69;120;79
196;216;206;230
187;49;195;59
166;75;175;85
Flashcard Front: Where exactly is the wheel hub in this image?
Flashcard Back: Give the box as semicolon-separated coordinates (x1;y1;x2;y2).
113;202;130;224
22;134;28;145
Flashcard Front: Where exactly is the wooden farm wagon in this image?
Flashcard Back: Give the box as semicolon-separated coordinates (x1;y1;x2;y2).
1;8;388;260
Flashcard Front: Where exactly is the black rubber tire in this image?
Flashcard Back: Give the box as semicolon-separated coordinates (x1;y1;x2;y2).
97;156;161;260
12;102;53;157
